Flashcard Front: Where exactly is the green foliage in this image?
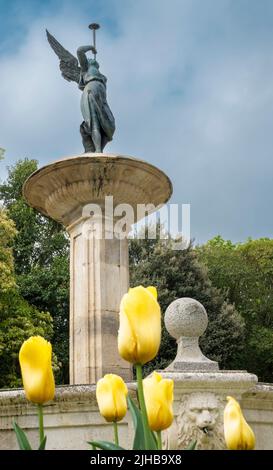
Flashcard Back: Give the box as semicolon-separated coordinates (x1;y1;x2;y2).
0;159;69;384
0;159;69;274
0;210;54;388
127;395;146;450
13;421;32;450
0;210;17;292
129;229;245;374
38;436;47;450
14;410;48;450
17;257;69;383
0;292;54;388
88;441;125;451
198;236;273;381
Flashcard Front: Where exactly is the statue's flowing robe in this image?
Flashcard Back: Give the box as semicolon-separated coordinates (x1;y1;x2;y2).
80;73;115;147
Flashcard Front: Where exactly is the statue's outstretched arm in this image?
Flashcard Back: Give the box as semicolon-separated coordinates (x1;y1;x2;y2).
77;46;97;72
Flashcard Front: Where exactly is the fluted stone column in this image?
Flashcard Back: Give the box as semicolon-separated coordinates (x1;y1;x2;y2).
67;216;130;384
23;153;172;384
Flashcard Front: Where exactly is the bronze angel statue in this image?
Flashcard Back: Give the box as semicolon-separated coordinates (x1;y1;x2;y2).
46;29;115;153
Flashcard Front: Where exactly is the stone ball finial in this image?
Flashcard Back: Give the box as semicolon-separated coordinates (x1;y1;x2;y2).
164;297;219;371
165;297;208;340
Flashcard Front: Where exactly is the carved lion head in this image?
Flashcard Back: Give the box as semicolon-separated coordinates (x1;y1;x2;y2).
164;392;226;450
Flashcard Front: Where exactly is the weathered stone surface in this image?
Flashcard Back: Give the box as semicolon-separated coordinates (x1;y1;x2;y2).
23;154;172;227
1;378;273;450
161;370;258;450
165;298;208;339
0;384;136;450
164;298;219;371
68;217;131;384
241;383;273;450
165;391;226;450
159;370;258;396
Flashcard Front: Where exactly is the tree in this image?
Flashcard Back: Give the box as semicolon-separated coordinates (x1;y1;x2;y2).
0;209;54;388
0;159;69;274
0;207;17;291
198;236;273;382
0;160;69;383
129;230;245;374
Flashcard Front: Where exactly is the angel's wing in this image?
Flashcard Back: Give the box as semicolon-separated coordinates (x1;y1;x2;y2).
46;30;81;84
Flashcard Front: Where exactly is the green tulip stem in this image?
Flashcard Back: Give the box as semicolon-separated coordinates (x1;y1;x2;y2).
157;431;162;450
113;421;119;446
136;363;150;449
37;404;44;445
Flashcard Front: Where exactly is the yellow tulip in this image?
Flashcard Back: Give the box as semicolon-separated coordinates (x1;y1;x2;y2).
96;374;128;422
19;336;55;404
143;371;174;431
224;396;255;450
118;286;161;365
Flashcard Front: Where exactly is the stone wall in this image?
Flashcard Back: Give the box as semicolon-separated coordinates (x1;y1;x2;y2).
1;381;273;450
241;383;273;450
0;385;135;450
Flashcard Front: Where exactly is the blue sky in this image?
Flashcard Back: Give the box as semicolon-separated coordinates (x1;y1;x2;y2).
1;0;273;244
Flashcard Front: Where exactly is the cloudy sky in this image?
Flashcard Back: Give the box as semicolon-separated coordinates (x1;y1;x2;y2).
0;0;273;244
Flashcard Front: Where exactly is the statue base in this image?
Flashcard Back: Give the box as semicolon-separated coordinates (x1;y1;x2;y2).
23;153;172;384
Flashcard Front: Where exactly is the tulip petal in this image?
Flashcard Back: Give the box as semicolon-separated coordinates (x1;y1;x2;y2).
118;297;138;363
96;374;128;423
143;372;174;432
152;371;162;383
162;379;174;404
224;404;242;450
19;336;55;404
110;375;128;422
146;286;157;299
118;286;161;365
224;396;255;450
96;378;117;422
241;415;256;450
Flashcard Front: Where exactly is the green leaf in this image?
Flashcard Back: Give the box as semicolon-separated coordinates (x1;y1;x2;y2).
146;428;158;450
151;431;158;448
38;436;47;450
13;421;32;450
88;441;125;451
127;395;145;450
127;395;157;450
185;440;197;450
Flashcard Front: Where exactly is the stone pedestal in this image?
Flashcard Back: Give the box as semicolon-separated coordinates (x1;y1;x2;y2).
162;297;258;449
165;298;219;371
23;153;172;384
